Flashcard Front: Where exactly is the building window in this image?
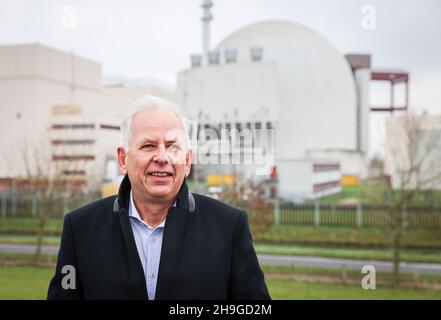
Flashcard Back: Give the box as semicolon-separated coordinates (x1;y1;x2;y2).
52;155;95;161
100;124;120;130
313;163;340;172
51;139;95;145
250;46;264;61
62;170;86;175
313;180;340;193
52;123;95;129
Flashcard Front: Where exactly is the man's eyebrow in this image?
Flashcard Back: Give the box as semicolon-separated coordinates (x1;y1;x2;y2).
137;137;157;145
165;138;178;143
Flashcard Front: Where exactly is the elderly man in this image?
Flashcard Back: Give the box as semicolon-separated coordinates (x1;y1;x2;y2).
47;95;270;300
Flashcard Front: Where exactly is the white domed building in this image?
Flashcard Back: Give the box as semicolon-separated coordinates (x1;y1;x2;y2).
177;20;372;201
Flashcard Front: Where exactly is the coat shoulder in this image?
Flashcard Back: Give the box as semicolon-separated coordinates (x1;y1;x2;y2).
66;195;118;223
192;193;246;221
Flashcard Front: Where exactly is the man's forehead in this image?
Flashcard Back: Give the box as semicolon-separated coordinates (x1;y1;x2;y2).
132;107;182;128
132;127;186;142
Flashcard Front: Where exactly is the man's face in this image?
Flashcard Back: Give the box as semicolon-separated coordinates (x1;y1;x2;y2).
117;107;192;204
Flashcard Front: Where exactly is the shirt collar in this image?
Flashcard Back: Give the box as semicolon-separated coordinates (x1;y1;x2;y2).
129;190;174;229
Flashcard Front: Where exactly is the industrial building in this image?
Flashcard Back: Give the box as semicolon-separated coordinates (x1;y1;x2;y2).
0;43;175;191
177;17;409;200
0;4;413;200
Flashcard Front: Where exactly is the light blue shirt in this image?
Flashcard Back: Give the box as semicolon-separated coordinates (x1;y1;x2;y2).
128;191;167;300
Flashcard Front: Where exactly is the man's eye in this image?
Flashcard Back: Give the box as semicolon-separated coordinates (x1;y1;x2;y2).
142;144;155;149
168;143;180;151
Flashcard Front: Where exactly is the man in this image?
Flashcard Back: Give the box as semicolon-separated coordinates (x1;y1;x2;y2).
47;95;270;300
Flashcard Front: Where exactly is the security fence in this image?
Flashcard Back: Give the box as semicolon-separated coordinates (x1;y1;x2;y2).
272;203;441;230
0;191;100;219
1;191;441;230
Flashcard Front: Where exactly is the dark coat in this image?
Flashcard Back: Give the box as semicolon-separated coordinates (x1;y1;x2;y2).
47;176;271;300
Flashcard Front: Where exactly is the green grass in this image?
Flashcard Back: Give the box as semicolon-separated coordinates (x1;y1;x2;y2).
2;217;441;250
256;225;441;249
1;235;440;263
255;243;441;263
0;235;60;245
262;264;441;283
0;266;440;300
0;218;63;235
0;266;53;299
267;279;441;299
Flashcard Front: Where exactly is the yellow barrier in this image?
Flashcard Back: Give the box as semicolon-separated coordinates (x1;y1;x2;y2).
207;175;236;186
101;183;119;198
341;175;360;186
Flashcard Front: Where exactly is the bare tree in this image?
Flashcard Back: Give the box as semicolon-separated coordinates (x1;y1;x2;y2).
17;135;87;266
219;178;273;239
384;112;441;286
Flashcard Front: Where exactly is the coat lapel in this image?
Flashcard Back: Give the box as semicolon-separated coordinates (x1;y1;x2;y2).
155;206;189;299
114;176;193;300
114;176;147;299
155;180;191;299
117;208;148;299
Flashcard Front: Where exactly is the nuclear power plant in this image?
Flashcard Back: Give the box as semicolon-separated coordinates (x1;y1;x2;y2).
177;2;409;200
0;1;414;201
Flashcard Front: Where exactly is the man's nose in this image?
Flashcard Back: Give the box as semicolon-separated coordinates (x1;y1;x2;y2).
152;144;169;164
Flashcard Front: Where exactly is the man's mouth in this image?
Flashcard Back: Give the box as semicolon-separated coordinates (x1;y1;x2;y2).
148;171;173;177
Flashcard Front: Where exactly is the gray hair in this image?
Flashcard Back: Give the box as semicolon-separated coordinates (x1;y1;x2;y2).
120;95;191;151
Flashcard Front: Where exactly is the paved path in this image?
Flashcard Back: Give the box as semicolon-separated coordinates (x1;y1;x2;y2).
2;244;441;275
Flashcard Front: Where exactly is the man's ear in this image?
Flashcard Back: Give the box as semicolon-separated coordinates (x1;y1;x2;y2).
185;149;193;177
117;146;128;175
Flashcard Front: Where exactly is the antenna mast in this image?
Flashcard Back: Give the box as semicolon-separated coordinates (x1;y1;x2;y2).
201;0;213;55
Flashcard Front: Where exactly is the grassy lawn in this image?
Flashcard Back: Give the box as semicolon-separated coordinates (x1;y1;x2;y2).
2;218;441;249
261;264;441;283
1;235;440;264
0;266;440;300
0;235;60;245
256;225;441;249
255;243;441;263
267;279;441;299
0;218;63;235
0;266;53;299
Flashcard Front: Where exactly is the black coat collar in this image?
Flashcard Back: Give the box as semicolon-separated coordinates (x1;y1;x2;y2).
113;175;195;214
111;175;196;299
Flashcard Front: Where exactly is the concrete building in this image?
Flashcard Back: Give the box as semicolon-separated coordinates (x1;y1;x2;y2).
0;43;175;190
177;20;371;200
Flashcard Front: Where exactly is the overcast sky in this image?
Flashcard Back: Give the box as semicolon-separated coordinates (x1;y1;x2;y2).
1;0;440;155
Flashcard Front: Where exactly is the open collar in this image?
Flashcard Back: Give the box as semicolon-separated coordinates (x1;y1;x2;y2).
113;175;195;214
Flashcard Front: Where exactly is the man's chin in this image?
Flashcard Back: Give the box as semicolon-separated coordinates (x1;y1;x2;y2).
147;186;175;199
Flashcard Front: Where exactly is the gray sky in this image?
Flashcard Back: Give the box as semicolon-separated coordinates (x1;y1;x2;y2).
0;0;440;117
2;0;440;157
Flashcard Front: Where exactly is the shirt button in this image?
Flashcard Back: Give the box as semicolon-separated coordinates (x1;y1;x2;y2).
150;273;155;278
151;237;156;242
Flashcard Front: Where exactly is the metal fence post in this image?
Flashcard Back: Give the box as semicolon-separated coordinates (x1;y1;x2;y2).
402;204;408;228
356;204;362;228
1;193;6;219
314;202;320;226
31;196;38;217
12;192;17;217
274;199;280;225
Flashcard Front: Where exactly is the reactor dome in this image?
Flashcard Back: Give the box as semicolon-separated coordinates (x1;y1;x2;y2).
214;20;358;158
